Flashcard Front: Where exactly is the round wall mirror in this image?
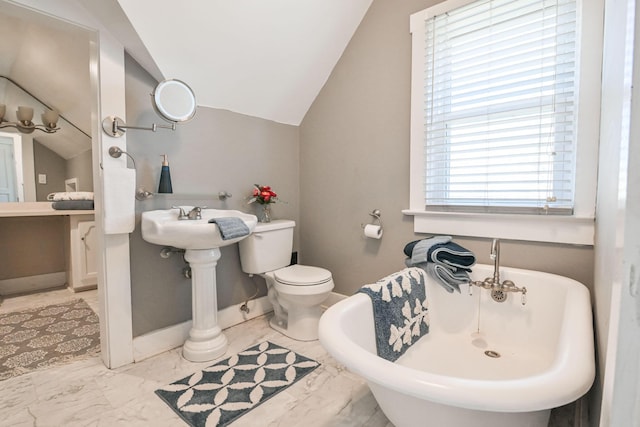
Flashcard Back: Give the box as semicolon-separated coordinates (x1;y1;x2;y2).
152;79;196;123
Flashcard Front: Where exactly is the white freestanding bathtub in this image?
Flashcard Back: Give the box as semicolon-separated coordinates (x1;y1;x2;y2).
319;264;595;427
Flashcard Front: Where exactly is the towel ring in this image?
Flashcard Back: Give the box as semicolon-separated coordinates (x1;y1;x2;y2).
108;146;136;170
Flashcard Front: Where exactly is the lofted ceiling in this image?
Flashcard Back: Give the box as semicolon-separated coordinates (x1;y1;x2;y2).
115;0;373;125
0;0;373;161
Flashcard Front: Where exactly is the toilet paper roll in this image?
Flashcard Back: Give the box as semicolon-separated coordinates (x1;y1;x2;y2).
364;224;383;239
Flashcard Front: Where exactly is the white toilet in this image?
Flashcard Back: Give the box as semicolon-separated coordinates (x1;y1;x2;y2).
238;219;334;341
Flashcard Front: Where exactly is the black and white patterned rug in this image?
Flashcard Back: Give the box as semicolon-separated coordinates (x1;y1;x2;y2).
156;341;320;427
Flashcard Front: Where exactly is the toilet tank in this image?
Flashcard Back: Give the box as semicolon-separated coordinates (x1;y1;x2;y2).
238;219;295;274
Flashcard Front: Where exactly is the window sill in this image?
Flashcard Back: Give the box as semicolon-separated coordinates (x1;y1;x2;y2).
402;209;594;245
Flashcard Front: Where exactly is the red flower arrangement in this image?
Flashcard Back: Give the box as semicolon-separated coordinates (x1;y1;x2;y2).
248;184;278;205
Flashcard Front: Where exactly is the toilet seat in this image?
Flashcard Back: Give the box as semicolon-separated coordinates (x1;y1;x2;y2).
274;264;332;286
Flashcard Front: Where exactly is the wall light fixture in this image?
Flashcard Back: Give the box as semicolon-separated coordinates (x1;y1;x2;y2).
0;103;60;134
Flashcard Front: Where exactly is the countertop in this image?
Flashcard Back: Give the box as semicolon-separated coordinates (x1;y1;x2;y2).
0;202;95;217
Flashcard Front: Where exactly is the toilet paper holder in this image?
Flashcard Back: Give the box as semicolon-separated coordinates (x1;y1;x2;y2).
362;209;383;230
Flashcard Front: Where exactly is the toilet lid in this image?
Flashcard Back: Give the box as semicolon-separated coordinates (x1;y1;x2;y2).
274;265;332;286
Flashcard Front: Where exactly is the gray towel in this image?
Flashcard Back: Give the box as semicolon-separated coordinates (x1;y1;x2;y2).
423;262;469;293
429;242;476;271
208;217;250;240
405;241;473;293
357;268;429;362
51;200;94;210
410;236;452;264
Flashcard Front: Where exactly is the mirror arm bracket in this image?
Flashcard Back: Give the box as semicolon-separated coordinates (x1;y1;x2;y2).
102;116;176;138
101;79;195;138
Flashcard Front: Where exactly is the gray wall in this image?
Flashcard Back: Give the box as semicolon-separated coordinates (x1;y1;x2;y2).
299;0;594;297
32;141;93;200
33;140;65;201
66;149;93;192
0;216;66;280
125;55;300;337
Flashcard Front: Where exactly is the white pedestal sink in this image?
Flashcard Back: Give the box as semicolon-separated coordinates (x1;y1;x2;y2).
141;207;257;362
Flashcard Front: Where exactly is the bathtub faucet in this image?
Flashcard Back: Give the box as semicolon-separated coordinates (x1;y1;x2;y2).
470;238;528;304
491;238;501;286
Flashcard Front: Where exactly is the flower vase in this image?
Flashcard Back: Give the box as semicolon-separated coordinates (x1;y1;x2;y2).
259;204;272;223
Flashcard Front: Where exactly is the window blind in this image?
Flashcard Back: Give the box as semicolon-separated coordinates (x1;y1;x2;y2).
423;0;577;214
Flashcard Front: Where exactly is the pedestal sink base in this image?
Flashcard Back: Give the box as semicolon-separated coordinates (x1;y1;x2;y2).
183;328;228;362
182;248;228;362
141;208;258;362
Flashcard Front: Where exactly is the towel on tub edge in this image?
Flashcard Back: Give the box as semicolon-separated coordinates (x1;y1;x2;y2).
404;237;476;271
404;236;475;293
357;267;429;362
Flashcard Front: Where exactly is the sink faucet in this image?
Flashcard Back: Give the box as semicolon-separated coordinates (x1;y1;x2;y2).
172;206;188;220
172;206;206;220
187;206;204;220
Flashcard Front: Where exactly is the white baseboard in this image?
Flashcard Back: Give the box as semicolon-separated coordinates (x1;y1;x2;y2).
0;272;66;296
132;292;348;363
132;295;273;362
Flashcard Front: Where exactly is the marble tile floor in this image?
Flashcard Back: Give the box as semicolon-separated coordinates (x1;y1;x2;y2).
1;289;391;427
0;289;574;427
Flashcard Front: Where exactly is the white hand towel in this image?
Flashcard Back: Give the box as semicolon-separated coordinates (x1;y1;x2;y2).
47;191;94;201
103;167;136;234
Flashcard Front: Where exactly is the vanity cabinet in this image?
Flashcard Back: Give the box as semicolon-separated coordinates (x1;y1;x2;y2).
0;204;97;295
66;214;98;291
